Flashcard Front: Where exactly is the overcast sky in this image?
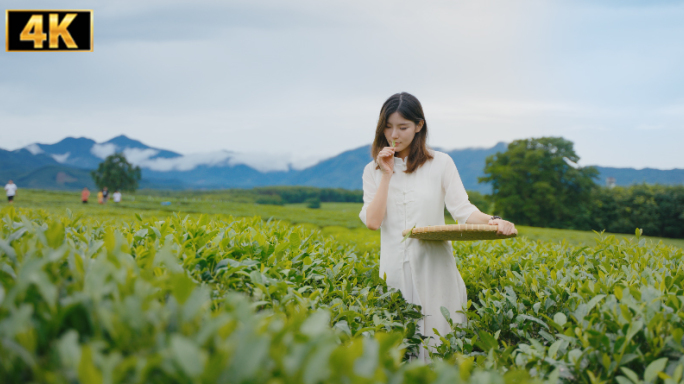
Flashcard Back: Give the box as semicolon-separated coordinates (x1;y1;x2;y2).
2;0;683;169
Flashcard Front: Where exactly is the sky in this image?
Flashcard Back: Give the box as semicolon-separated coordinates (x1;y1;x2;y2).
1;0;683;170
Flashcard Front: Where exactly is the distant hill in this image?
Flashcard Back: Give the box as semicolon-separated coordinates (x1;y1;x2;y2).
273;143;505;194
595;167;684;187
23;135;182;170
284;146;374;189
442;142;507;194
0;148;60;182
2;135;682;192
105;135;180;157
15;165;96;190
23;137;100;169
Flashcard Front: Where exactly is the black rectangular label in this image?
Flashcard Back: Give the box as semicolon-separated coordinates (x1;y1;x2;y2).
6;10;93;52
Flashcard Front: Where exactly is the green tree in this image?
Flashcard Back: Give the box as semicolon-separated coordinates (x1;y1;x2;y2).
479;137;598;229
589;184;684;237
306;196;321;209
90;153;142;192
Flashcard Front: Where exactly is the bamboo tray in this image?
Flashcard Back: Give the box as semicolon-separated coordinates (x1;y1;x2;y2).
401;224;516;241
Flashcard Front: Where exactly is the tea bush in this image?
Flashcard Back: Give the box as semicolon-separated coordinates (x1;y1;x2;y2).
0;207;524;383
1;205;683;383
434;232;684;383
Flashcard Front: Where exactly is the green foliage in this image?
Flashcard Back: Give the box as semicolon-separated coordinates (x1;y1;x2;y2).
90;153;142;192
430;232;684;383
1;205;684;382
255;194;285;205
7;188;684;250
589;184;684;238
0;207;456;383
254;186;363;204
480;137;599;229
307;197;322;209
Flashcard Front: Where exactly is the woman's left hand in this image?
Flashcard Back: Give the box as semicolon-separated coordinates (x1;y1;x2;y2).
489;218;518;236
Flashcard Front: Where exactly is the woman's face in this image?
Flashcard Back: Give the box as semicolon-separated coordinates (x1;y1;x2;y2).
384;111;423;156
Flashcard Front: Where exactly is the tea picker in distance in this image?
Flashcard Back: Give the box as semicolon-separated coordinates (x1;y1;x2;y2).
113;190;122;203
359;92;517;361
4;180;17;204
81;187;90;204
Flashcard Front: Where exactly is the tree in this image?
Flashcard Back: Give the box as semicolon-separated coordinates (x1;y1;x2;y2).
479;137;598;229
306;196;321;209
90;153;142;192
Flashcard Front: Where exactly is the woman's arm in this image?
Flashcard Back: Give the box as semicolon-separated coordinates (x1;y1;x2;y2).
465;210;517;236
365;174;391;230
441;154;517;236
362;146;396;231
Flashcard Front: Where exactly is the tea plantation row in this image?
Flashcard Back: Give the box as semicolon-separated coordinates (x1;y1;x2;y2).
1;206;683;383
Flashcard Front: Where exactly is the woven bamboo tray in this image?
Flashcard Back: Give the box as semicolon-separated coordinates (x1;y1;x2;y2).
401;224;516;241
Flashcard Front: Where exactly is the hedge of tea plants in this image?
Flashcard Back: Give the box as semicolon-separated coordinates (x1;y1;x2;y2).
1;206;684;383
440;233;684;383
0;207;509;383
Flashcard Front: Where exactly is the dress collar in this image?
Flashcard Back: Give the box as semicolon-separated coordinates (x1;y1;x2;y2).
394;156;408;166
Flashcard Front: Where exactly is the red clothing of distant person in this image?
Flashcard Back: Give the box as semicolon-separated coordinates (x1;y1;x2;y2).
81;188;90;203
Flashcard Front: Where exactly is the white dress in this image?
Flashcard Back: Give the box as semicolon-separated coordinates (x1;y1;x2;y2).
359;149;479;359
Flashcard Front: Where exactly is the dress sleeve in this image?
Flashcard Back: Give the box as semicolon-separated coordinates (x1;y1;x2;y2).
443;155;479;224
359;163;384;227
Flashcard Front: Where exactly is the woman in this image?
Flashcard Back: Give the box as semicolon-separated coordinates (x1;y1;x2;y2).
359;92;517;360
81;187;90;204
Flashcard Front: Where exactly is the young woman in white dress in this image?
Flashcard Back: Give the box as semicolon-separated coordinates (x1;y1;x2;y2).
359;92;518;360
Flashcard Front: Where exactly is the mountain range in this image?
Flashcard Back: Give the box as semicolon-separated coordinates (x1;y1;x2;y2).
1;135;683;193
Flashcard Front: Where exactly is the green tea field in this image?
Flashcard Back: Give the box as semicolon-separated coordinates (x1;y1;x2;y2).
1;189;684;383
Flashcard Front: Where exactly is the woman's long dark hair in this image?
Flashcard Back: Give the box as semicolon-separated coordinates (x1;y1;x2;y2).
372;92;433;173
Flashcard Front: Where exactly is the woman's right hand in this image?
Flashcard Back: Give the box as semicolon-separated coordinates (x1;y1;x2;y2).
376;146;395;175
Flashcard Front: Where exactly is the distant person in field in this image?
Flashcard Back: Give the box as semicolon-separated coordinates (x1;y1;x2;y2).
359;92;517;361
81;187;90;203
113;190;122;203
4;180;17;204
97;190;104;204
102;187;109;203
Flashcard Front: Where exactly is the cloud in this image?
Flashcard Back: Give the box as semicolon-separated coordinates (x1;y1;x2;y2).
636;124;664;131
656;103;684;116
1;0;684;170
563;156;580;169
24;144;43;155
122;147;160;163
51;153;70;163
133;150;301;172
135;151;233;171
90;143;117;159
227;152;294;172
427;99;589;123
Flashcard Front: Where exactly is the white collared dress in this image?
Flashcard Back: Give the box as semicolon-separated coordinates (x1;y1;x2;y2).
359;149;479;359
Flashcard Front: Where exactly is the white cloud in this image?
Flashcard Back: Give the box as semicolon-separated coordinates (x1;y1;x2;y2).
563;156;580;169
90;143;117;159
122;147;159;163
1;0;684;170
227;152;292;172
289;153;330;170
24;144;43;155
656;103;684;116
51;152;70;163
636;124;664;131
131;150;319;172
136;151;234;171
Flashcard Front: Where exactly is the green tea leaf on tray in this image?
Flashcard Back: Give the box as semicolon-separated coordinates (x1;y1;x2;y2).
401;224;416;243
